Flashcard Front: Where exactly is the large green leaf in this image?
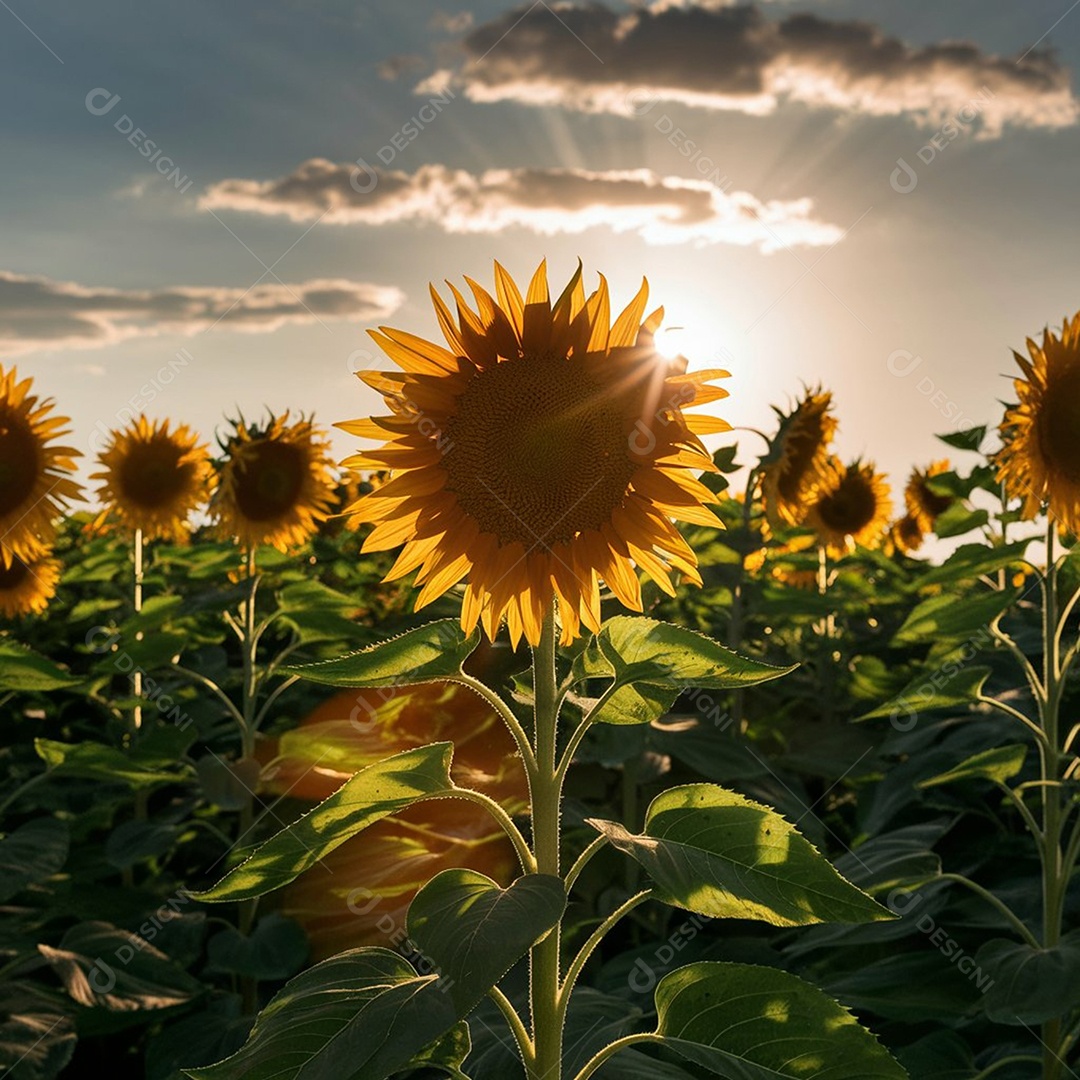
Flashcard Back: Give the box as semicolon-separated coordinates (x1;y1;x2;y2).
589;785;890;926
891;590;1016;646
407;870;564;1017
206;914;309;981
919;541;1032;586
281;621;479;687
0;983;76;1080
39;921;203;1012
653;962;907;1078
0;642;80;691
919;745;1028;789
856;666;991;722
977;937;1080;1025
0;819;69;902
34;739;187;788
184;949;458;1080
933;504;989;539
576;617;793;725
194;743;455;902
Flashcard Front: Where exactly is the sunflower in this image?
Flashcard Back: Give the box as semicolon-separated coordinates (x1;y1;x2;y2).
904;460;953;534
994;312;1080;535
91;416;212;542
210;414;336;552
806;459;893;554
892;513;926;554
342;260;730;646
0;367;81;566
260;682;527;960
0;551;60;618
760;388;840;528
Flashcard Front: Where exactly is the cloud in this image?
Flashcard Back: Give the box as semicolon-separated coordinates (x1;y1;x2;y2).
200;159;843;252
0;271;404;355
377;54;426;81
418;1;1079;135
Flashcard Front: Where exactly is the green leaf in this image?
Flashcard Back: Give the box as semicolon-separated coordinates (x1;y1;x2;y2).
891;590;1017;646
653;962;907;1078
184;949;459;1080
0;642;80;691
194;743;455;902
919;744;1028;789
407;870;565;1016
919;541;1032;586
38;921;203;1012
0;818;69;902
33;739;186;788
589;784;891;926
933;504;988;539
856;665;991;721
282;620;479;687
409;1023;472;1079
105;821;180;870
0;983;76;1080
977;937;1080;1025
207;914;309;981
577;617;793;726
937;426;986;452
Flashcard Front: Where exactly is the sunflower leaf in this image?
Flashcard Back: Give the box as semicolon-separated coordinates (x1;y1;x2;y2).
651;962;908;1078
193;743;456;902
589;784;891;926
855;665;992;722
918;541;1033;586
890;590;1018;646
918;744;1028;789
281;620;480;686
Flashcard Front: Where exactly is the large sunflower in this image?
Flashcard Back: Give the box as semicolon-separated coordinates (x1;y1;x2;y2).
994;312;1080;535
0;367;81;566
760;388;840;528
904;460;953;534
0;551;60;618
806;459;892;554
341;261;730;646
210;415;336;552
92;416;212;542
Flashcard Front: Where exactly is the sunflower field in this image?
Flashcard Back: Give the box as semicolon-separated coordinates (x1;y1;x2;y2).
2;263;1079;1080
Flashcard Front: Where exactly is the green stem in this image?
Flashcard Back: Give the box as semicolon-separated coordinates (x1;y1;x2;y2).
443;790;536;873
937;874;1040;949
571;1033;661;1080
529;607;563;1080
238;546;260;1015
564;835;608;895
1040;523;1065;1080
489;986;534;1068
993;780;1044;853
451;673;538;779
132;527;144;732
558;890;652;1018
979;695;1050;747
971;1056;1044;1080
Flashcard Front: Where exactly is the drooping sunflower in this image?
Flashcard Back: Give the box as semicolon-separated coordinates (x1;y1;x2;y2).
210;414;336;552
341;260;731;646
0;551;61;618
760;388;840;528
892;513;926;555
904;460;953;534
806;459;893;554
994;312;1080;535
0;366;81;566
91;416;212;542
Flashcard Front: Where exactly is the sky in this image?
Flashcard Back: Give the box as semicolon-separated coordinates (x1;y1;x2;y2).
3;0;1080;513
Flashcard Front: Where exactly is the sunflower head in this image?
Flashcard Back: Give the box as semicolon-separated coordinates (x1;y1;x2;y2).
0;366;81;566
210;413;336;552
892;513;926;555
0;551;60;618
760;387;840;528
91;416;212;542
261;682;527;960
994;312;1080;535
342;260;731;647
904;460;953;534
806;458;893;555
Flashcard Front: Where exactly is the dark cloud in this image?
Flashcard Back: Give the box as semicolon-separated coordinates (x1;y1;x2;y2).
417;1;1078;134
200;159;842;251
0;271;404;355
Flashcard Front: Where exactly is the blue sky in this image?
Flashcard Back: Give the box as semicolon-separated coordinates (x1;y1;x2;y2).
4;0;1079;510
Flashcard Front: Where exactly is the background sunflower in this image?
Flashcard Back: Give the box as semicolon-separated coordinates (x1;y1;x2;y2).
904;459;953;534
994;312;1080;536
806;458;892;555
0;366;81;566
92;416;212;542
0;551;60;617
342;260;730;647
210;414;336;553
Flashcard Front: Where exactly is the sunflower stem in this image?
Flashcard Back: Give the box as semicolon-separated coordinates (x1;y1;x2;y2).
132;527;144;732
529;606;563;1080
